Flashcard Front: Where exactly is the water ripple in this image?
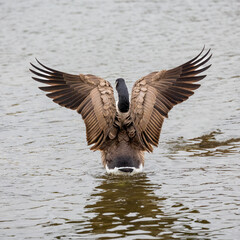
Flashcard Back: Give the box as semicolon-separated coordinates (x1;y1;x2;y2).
1;0;240;239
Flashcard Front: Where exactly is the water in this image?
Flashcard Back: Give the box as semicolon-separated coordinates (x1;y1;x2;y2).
1;0;240;239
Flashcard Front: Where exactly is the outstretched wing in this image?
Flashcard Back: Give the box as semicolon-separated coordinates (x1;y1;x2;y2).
131;47;212;152
30;60;117;150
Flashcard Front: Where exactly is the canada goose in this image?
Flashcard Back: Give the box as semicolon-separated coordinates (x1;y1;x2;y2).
30;47;211;175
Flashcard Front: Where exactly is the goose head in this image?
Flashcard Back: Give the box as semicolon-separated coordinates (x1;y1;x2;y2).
115;78;130;113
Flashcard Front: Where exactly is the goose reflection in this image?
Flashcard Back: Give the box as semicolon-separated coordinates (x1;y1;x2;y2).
71;174;210;239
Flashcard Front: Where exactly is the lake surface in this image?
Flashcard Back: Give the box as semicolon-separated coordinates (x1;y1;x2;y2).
0;0;240;239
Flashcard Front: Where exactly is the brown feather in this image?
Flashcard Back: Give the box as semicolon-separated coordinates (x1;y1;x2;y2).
131;48;212;152
31;60;117;150
46;89;73;98
32;77;64;85
31;49;211;155
52;91;78;104
39;85;69;92
30;69;62;80
178;75;207;82
173;82;200;90
181;64;211;77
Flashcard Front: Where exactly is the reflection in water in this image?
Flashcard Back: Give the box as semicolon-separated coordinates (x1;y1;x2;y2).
168;130;240;157
64;175;210;239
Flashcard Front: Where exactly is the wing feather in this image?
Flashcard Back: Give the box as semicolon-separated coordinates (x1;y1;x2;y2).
131;48;212;152
30;60;117;150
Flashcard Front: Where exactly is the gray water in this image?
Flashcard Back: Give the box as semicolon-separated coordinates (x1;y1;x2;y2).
1;0;240;239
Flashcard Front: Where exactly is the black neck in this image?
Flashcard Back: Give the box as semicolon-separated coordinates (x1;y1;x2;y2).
118;94;129;112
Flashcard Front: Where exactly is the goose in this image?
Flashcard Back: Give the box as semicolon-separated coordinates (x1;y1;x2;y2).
30;47;212;175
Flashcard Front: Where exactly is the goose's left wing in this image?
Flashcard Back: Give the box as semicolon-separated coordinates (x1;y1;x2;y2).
30;60;117;150
131;48;212;152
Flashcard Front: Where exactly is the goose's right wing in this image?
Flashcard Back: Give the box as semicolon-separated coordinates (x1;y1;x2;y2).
131;48;212;152
30;60;117;150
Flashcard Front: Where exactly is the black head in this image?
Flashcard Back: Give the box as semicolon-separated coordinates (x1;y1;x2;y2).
115;78;129;113
115;78;125;90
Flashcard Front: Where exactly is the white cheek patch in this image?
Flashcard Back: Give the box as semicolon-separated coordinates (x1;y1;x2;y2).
106;164;143;175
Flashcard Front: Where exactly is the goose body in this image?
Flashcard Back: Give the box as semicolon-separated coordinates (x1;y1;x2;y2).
30;48;212;174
